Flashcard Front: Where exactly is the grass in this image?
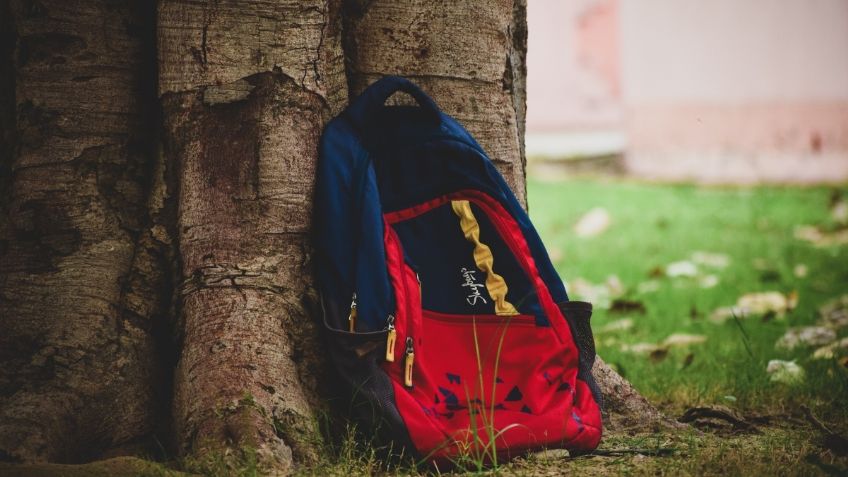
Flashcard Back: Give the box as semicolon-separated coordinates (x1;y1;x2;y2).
527;178;848;426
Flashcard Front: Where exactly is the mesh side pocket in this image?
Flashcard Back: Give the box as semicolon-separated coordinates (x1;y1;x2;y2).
558;301;603;411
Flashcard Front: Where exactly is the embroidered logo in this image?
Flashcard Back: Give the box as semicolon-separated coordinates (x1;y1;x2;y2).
460;267;487;306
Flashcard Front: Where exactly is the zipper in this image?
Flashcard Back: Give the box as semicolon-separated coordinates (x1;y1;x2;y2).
398;262;420;387
423;309;535;325
385;314;396;362
348;293;357;332
403;337;415;388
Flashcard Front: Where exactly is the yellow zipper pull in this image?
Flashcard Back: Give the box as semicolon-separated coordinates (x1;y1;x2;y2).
404;337;415;387
348;293;357;332
385;315;397;362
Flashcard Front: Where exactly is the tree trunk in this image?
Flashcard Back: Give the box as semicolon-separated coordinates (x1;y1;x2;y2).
0;0;166;463
0;0;668;472
156;0;347;472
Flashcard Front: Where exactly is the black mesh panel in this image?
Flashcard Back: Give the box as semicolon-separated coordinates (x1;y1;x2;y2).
558;301;603;411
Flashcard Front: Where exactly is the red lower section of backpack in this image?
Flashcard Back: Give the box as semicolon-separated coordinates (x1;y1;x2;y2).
380;190;602;464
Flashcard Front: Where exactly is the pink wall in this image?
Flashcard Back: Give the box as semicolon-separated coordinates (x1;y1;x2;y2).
526;0;621;132
527;0;848;183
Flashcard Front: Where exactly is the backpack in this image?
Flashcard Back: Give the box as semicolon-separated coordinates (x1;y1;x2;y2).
313;76;603;464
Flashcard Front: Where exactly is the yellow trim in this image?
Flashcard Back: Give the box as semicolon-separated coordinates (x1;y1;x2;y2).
451;200;519;316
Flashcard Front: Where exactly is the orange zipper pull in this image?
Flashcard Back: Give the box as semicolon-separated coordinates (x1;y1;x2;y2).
404;337;415;387
385;315;397;362
348;293;357;332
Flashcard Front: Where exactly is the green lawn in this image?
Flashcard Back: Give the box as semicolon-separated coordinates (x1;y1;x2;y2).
528;179;848;425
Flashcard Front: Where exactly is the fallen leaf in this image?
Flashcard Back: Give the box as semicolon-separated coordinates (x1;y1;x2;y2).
598;318;634;333
766;359;805;385
605;275;625;297
648;266;665;278
819;294;848;329
811;337;848;360
710;306;746;323
740;291;796;318
574;207;611;238
776;326;836;350
637;280;661;294
666;260;699;278
621;342;660;354
691;251;730;269
710;291;797;323
600;337;619;347
609;298;646;314
649;348;669;363
547;246;563;263
568;276;624;309
794;225;848;247
698;274;720;288
663;333;708;347
787;290;799;309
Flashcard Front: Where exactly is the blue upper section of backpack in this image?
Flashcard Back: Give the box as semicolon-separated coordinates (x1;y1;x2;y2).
313;76;567;332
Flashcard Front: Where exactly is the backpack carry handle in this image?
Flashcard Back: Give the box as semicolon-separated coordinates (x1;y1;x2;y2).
345;75;442;131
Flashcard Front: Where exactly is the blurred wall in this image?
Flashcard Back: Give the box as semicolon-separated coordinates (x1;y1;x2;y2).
526;0;622;132
527;0;848;183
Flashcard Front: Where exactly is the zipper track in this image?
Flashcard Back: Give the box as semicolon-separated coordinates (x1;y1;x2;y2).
400;261;418;387
422;309;536;326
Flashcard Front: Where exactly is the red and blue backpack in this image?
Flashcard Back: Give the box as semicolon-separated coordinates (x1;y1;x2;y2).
313;76;603;464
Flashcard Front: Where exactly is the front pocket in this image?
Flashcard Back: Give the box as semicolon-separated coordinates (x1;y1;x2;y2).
391;309;576;452
415;309;569;417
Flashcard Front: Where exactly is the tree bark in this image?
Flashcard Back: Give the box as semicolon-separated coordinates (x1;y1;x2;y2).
157;0;347;472
0;0;667;471
0;0;167;463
